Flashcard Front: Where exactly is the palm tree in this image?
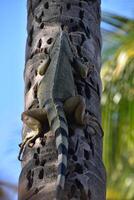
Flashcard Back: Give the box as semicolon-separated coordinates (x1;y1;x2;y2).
18;1;106;199
101;12;134;199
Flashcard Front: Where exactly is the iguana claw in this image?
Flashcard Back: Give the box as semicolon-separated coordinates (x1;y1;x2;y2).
18;134;40;161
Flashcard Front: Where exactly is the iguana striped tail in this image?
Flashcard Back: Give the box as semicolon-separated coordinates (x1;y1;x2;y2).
44;99;68;194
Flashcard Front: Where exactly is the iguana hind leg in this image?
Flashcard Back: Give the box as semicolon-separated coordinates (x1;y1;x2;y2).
64;95;87;125
18;108;47;160
75;58;89;78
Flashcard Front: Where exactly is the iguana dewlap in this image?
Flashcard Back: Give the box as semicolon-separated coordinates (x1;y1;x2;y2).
19;31;87;198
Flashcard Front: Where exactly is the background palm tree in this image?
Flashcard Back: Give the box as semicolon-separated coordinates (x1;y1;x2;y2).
0;180;17;200
101;12;134;199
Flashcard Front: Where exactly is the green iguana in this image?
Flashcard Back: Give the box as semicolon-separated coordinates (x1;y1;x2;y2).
19;30;88;198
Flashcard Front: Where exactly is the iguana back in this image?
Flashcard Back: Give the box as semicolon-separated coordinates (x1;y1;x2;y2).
38;31;76;107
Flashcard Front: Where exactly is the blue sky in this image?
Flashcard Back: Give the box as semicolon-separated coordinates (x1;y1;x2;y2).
0;0;133;199
102;0;134;18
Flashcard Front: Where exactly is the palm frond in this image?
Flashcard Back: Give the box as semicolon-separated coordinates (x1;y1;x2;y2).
101;12;134;199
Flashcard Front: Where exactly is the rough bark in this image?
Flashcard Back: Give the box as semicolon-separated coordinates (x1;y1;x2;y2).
18;0;106;199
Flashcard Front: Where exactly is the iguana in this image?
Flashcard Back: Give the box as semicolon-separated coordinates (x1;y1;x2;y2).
19;30;88;198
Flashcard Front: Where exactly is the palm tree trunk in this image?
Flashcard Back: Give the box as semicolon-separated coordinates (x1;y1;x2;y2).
18;0;106;199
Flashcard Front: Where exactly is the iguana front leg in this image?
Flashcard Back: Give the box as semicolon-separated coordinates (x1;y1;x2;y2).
64;95;87;126
18;108;47;160
74;58;89;78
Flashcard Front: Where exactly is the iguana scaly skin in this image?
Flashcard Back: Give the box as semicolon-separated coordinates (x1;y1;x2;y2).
19;30;87;197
